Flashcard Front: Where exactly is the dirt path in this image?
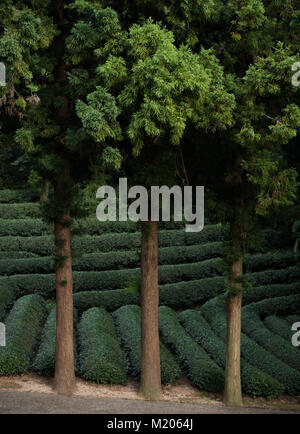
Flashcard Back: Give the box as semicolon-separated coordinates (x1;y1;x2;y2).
0;390;298;414
0;375;299;414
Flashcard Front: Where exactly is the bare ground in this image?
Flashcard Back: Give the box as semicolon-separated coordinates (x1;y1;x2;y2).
0;374;299;414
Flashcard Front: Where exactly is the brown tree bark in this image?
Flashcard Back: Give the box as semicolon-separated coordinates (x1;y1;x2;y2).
224;155;244;407
40;180;49;202
139;220;162;400
53;206;76;396
224;248;243;407
52;0;76;396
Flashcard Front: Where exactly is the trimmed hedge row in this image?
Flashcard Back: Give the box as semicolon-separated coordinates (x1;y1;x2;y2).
264;316;295;344
74;289;139;313
243;283;300;305
33;306;78;377
242;295;300;370
0;219;49;237
0;218;187;237
0;203;41;219
0;294;47;375
243;294;300;318
201;297;300;395
0;280;15;322
0;251;39;259
113;305;181;385
244;252;295;273
78;307;126;384
0;189;39;204
0;228;226;255
158;306;224;392
7;261;300;300
6;259;224;298
242;311;300;371
0;243;224;276
179;309;284;398
247;266;300;287
73;277;224;313
0;235;54;255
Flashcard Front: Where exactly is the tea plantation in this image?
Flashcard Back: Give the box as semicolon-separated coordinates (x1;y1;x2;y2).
0;189;299;399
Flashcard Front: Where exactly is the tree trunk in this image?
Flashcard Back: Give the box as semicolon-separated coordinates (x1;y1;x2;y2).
139;220;162;400
224;222;243;407
53;207;76;396
40;180;49;202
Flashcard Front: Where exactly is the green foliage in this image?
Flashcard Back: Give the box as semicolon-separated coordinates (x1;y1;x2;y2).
0;294;47;375
0;189;39;203
159;306;224;392
201;296;300;396
179;309;284;399
0;280;15;322
113;305;181;384
78;307;126;384
33;306;78;376
264;316;296;343
243;282;300;305
242;309;300;370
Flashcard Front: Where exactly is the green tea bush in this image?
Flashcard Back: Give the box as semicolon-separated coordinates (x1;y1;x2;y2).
74;289;139;313
113;305;181;384
0;203;41;219
73;276;224;313
78;308;126;384
0;294;47;375
0;251;39;259
243;283;300;305
264;316;294;343
244;252;295;273
0;219;49;237
242;296;300;370
0;280;15;322
33;306;78;376
201;297;300;395
247;266;300;287
159;306;224;392
179;309;284;399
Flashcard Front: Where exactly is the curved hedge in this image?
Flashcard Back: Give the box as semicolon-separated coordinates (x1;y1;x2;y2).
73;276;224;313
201;297;300;395
247;266;300;287
264;316;294;343
78;308;126;384
244;252;295;273
6;259;224;298
243;283;300;305
179;309;283;399
0;280;15;322
242;295;300;370
0;243;224;276
33;306;78;376
0;294;47;375
113;305;181;385
0;203;41;219
242;311;300;371
158;306;224;392
243;294;300;318
0;230;225;256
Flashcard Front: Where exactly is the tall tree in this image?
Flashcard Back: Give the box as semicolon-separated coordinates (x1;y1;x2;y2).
1;1;122;395
71;7;234;399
